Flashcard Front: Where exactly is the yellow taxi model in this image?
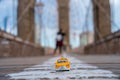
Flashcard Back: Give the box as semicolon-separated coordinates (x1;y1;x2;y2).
55;56;70;71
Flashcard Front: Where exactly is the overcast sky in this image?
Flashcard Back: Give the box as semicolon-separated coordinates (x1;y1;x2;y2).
0;0;120;48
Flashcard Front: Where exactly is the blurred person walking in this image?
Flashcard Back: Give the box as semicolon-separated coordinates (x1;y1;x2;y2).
53;29;65;56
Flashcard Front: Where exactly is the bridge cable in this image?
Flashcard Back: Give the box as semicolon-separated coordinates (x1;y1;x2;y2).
88;0;119;53
94;0;120;30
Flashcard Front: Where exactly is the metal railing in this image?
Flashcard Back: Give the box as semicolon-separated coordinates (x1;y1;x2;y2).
85;30;120;54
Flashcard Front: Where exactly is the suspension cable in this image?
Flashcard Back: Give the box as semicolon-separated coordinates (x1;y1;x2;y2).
20;0;39;55
82;0;110;53
81;0;92;45
11;0;35;33
94;0;120;30
85;0;119;53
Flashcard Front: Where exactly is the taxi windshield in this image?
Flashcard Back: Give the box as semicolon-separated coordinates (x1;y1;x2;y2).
57;60;67;63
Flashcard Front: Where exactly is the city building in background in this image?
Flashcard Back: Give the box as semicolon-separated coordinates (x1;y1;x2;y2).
80;32;94;46
35;24;41;45
71;31;94;54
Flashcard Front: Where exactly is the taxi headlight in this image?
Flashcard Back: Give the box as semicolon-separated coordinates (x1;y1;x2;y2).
56;65;59;68
66;64;69;67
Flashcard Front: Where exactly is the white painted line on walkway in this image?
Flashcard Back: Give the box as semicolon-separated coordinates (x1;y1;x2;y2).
7;55;119;80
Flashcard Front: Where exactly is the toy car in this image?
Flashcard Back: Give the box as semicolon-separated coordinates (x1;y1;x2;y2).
55;56;70;71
